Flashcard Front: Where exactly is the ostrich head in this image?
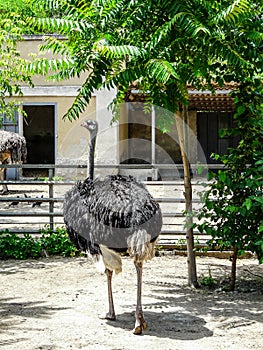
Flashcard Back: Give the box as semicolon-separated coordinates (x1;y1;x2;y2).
81;119;98;139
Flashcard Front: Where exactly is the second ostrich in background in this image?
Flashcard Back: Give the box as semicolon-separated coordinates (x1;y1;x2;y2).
0;130;27;194
63;119;162;334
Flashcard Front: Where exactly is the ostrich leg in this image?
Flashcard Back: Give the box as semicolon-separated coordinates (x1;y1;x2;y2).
0;166;8;194
2;168;8;194
0;152;12;194
105;269;116;320
133;260;147;335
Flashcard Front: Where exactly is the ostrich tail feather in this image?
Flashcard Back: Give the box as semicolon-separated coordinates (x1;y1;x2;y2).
127;229;157;262
90;253;107;274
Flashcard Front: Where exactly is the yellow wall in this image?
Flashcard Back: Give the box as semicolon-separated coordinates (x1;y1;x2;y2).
13;37;97;173
17;36;87;86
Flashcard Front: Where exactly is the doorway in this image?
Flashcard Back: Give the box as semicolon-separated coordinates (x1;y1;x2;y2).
197;111;238;164
23;104;56;177
120;103;181;165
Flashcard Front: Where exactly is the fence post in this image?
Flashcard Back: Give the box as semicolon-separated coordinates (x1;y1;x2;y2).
48;167;54;230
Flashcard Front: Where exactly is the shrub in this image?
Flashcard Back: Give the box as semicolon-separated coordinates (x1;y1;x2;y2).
39;226;79;257
195;81;263;290
0;231;42;259
0;227;79;260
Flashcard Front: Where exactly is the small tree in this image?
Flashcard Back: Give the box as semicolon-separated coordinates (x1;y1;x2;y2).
196;80;263;291
0;0;51;126
0;0;53;33
26;0;262;287
0;20;33;126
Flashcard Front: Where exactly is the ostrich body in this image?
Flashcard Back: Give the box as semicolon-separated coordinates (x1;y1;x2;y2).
63;120;162;334
0;130;27;194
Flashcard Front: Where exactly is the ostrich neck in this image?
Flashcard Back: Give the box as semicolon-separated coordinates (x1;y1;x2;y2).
89;134;96;180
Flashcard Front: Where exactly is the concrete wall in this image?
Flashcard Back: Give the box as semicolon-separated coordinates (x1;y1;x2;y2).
14;36;118;179
5;36;200;180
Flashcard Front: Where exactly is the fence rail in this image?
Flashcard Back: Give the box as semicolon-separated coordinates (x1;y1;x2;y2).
0;163;214;247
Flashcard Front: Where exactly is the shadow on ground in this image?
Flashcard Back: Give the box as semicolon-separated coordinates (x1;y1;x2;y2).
106;268;262;339
0;297;70;347
106;310;213;340
0;257;89;276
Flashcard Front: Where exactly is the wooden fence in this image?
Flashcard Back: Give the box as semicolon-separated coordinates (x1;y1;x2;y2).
0;163;216;248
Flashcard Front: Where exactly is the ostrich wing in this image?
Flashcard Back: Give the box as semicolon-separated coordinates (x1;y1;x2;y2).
63;175;162;250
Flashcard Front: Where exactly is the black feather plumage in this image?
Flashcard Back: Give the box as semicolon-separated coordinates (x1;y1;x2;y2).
64;174;162;253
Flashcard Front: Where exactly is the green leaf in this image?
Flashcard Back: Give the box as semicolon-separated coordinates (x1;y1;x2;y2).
218;171;227;182
96;44;146;59
226;205;237;213
243;198;252;211
237;105;246;115
197;164;205;175
219;128;228;138
253;197;263;205
146;59;179;83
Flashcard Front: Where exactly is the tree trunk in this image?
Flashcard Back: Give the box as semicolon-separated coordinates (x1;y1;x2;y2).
174;111;199;288
229;246;238;291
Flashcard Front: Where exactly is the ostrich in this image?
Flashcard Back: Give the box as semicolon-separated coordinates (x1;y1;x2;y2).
0;130;27;194
63;119;162;335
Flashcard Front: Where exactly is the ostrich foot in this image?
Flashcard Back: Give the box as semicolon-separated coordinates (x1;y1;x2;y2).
133;312;147;335
105;312;116;321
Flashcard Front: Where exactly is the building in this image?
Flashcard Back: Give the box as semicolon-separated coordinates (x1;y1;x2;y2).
2;36;238;180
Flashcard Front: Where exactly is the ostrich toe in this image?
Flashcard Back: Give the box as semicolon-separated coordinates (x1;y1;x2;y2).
105;312;116;321
133;313;147;335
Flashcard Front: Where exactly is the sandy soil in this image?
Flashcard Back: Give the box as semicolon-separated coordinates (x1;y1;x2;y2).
0;254;262;350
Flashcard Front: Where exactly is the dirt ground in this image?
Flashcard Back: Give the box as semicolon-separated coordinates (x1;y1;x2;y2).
0;254;262;350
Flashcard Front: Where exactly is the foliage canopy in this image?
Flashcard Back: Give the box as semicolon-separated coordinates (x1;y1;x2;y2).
0;21;33;126
26;0;262;126
195;80;263;289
